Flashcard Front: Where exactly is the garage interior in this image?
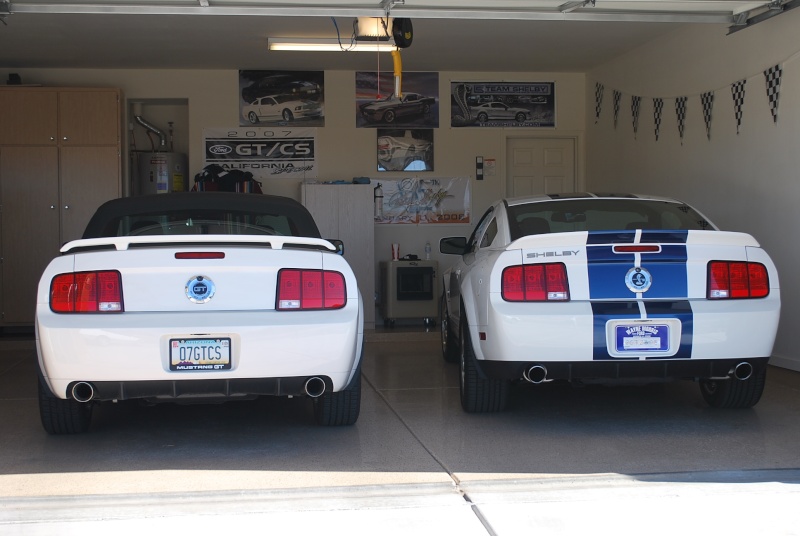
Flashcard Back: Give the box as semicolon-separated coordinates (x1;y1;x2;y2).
2;1;800;532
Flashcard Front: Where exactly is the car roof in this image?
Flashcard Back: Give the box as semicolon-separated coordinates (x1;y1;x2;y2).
83;192;321;239
503;192;683;207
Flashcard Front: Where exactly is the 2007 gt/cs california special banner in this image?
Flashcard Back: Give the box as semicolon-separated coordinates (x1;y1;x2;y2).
203;127;317;180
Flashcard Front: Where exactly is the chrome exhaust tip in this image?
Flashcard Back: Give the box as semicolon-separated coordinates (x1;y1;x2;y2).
523;364;549;384
733;362;754;381
71;382;95;403
304;377;326;398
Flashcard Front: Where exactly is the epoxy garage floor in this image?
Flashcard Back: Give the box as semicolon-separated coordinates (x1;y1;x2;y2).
2;329;800;535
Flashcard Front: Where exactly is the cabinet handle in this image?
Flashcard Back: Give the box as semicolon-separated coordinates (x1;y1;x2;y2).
64;205;70;210
50;136;55;141
50;205;56;210
63;136;68;141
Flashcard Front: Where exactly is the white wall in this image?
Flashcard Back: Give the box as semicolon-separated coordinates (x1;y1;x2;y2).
586;8;800;370
6;67;585;317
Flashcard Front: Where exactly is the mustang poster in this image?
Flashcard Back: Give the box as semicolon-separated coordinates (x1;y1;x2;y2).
238;70;325;127
374;177;470;224
356;71;439;128
203;127;317;181
450;81;556;128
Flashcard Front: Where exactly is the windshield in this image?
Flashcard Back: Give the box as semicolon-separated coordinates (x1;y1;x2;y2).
507;198;715;240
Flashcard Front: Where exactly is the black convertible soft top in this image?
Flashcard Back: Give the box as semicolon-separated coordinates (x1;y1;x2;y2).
82;192;321;239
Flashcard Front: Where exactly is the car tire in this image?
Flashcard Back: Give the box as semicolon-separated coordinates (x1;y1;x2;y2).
440;293;458;363
247;111;259;124
459;305;509;413
477;112;488;123
515;112;527;123
422;103;431;114
383;110;396;123
282;109;294;122
314;357;362;426
38;380;93;435
699;367;766;408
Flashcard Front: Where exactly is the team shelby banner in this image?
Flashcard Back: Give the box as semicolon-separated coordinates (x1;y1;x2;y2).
203;127;317;180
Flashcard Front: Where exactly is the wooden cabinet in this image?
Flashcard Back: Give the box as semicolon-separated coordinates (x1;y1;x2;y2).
0;87;122;325
301;183;375;328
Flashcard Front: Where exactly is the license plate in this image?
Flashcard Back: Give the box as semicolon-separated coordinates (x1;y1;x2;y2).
615;324;669;353
170;338;231;371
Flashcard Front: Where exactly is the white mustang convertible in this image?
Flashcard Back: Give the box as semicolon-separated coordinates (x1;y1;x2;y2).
439;193;780;413
36;192;363;434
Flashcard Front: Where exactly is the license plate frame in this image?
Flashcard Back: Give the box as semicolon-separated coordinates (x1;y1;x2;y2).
169;337;232;371
614;324;670;352
605;318;681;358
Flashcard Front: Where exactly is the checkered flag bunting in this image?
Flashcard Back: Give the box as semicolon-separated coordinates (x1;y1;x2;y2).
613;90;621;129
631;96;641;137
764;64;782;124
701;91;714;140
730;79;746;134
595;82;604;123
653;98;663;141
675;97;687;144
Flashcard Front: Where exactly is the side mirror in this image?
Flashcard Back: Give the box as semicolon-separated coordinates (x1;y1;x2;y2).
327;239;345;255
439;236;468;255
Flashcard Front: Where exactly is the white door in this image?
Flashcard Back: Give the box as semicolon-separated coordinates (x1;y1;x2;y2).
506;137;576;197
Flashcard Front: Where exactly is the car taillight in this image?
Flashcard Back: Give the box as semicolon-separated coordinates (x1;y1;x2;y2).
50;271;124;313
502;263;569;302
277;269;346;310
708;261;769;299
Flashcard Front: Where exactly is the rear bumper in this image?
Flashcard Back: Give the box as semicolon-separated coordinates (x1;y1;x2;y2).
479;357;770;382
36;307;363;399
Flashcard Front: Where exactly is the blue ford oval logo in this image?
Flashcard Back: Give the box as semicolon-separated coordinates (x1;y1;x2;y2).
209;145;232;155
625;266;652;293
186;275;216;303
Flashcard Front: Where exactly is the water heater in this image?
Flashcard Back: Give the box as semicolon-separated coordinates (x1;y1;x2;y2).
137;152;188;195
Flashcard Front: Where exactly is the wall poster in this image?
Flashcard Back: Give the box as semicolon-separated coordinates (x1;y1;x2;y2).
450;81;556;128
356;71;439;128
374;177;470;224
239;70;325;127
203;127;317;181
377;129;434;172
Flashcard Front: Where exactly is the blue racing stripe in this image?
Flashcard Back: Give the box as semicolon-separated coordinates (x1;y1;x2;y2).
591;301;694;360
587;231;689;300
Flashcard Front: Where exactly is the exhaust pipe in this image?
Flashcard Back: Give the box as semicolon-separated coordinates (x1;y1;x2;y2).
71;382;95;403
733;362;754;381
523;364;549;384
304;377;326;398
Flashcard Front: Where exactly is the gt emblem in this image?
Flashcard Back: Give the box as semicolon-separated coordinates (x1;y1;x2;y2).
625;267;652;293
186;275;216;303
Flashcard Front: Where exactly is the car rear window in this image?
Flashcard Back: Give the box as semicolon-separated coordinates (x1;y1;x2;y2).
507;199;714;240
109;210;299;237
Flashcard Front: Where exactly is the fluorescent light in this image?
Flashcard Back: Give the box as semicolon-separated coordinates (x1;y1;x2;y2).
268;38;397;52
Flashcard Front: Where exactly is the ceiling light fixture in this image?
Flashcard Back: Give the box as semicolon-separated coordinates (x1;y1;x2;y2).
268;37;397;52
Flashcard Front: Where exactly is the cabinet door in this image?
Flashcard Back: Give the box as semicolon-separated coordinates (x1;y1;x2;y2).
60;146;121;243
58;90;120;146
0;147;60;324
0;90;59;146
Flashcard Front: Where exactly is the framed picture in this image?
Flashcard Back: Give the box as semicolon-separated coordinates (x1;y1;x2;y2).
377;129;433;172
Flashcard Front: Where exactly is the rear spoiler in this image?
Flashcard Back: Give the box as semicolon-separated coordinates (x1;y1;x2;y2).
61;235;338;254
506;229;759;251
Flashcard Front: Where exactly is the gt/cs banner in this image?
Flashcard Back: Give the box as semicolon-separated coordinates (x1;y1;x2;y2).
203;127;317;180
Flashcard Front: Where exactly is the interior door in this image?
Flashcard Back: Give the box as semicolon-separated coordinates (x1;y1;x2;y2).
506;137;576;197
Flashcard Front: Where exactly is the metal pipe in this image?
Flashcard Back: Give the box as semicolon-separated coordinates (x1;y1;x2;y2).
71;382;95;403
